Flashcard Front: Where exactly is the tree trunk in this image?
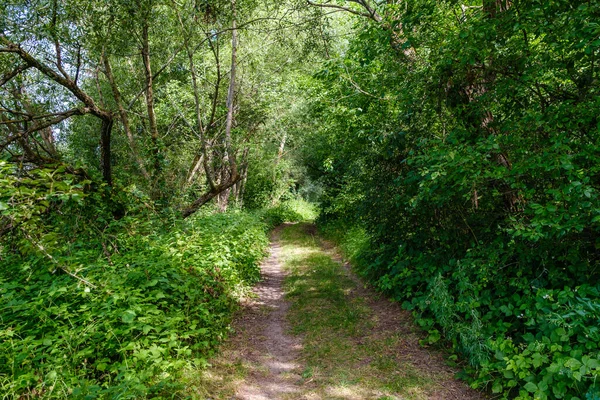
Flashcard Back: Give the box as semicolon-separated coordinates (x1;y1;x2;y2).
103;52;150;180
224;0;238;178
216;0;239;213
186;153;204;185
182;173;241;218
141;22;161;178
100;117;113;186
177;9;218;190
276;132;286;164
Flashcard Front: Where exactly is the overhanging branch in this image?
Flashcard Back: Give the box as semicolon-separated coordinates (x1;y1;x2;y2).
306;0;375;19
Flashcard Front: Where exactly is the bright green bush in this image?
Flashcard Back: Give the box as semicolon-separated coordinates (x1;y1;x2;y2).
256;198;317;228
282;198;319;222
0;166;270;398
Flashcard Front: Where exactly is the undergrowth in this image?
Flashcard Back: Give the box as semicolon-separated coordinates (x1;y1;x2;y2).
256;198;318;227
0;163;303;398
1;212;269;398
321;219;600;400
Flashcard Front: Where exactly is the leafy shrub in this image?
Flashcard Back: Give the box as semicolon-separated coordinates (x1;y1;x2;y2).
0;165;270;398
242;155;296;210
475;286;600;399
324;217;600;400
320;220;370;264
283;198;319;222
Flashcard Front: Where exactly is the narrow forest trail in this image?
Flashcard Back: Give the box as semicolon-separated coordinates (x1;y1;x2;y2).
192;223;484;400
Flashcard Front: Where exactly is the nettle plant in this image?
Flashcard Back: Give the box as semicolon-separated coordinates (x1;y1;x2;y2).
0;162;271;397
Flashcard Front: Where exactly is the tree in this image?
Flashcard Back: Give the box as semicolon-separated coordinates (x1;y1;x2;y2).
1;0;333;215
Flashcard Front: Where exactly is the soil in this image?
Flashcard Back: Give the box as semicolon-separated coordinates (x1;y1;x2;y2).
230;224;303;399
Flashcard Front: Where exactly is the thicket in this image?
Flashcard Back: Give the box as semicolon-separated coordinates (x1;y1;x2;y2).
303;1;600;399
0;160;311;398
0;0;328;396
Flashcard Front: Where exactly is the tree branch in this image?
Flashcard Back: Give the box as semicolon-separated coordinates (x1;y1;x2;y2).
0;107;89;152
0;36;110;120
0;63;32;87
306;0;374;19
182;172;242;218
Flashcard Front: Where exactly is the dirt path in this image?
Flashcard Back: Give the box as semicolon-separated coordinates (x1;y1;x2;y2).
196;223;484;400
232;225;303;399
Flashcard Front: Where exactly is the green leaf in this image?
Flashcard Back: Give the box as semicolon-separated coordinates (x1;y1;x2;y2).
564;358;582;370
524;381;537;393
122;310;136;324
532;353;545;368
492;381;503;393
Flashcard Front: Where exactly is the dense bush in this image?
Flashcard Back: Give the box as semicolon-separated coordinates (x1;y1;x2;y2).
305;1;600;399
0;164;270;398
323;220;600;400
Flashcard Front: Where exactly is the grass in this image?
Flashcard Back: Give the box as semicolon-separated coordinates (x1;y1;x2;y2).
280;223;437;400
187;221;465;399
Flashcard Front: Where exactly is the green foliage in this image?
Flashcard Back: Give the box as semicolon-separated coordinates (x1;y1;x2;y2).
284;198;319;222
303;1;600;398
0;164;270;398
0;160;89;231
320;220;370;264
242;155;288;210
257;198;317;228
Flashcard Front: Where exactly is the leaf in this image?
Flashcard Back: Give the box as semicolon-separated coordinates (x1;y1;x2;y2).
524;381;537;393
122;310;136;324
532;353;546;368
547;363;561;373
492;380;503;393
564;358;582;370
